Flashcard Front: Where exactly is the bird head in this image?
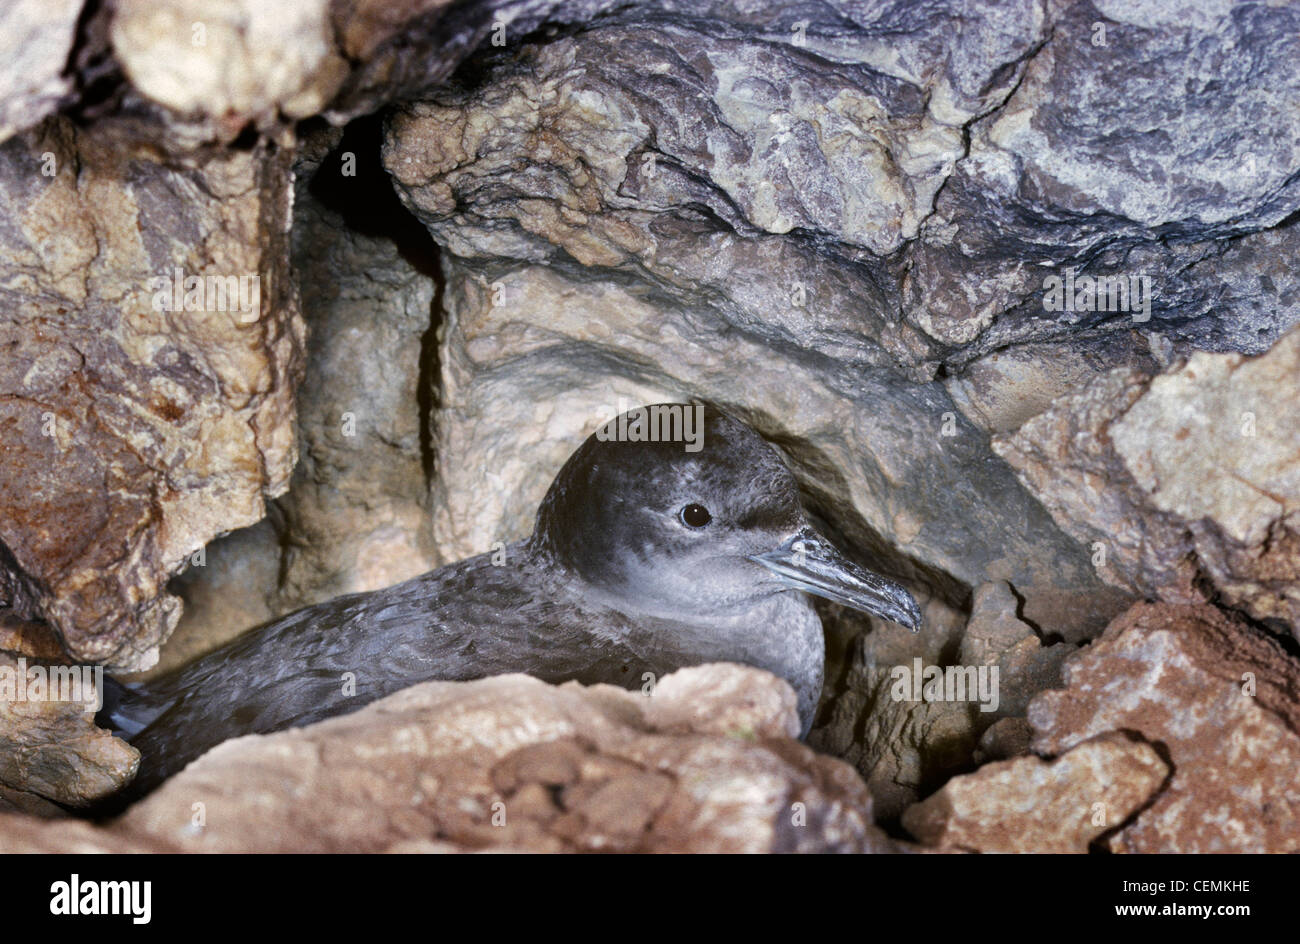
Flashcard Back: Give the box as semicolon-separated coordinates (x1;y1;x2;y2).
531;403;922;630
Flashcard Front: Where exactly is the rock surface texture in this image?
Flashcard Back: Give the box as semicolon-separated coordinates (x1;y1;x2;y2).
996;325;1300;639
0;665;898;853
1030;603;1300;854
0;117;302;672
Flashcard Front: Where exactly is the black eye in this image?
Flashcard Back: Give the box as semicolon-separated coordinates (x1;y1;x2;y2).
680;503;711;528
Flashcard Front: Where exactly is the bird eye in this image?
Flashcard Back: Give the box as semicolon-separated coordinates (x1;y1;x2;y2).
680;503;711;528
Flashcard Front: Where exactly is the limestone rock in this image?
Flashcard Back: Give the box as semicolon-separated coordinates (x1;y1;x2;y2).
1030;603;1300;853
272;120;440;613
810;581;1074;821
126;521;282;680
1110;329;1300;633
945;333;1158;435
0;117;303;670
908;0;1300;357
111;0;351;135
0;651;139;808
995;326;1300;636
0;814;162;851
0;664;899;853
901;733;1168;854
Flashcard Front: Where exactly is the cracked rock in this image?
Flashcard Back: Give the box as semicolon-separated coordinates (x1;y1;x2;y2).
995;325;1300;637
0;117;303;670
1029;602;1300;853
0;664;899;853
0;0;84;144
0;643;139;810
901;732;1168;854
810;580;1074;821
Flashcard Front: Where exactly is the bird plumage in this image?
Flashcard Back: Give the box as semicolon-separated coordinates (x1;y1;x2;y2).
103;404;916;797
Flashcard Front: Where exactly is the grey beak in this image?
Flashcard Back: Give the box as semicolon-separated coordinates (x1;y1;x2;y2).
749;530;922;631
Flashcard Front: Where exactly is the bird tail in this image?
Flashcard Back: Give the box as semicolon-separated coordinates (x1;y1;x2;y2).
96;674;165;740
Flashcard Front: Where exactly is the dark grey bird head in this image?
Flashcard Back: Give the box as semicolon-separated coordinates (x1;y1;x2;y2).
531;403;922;630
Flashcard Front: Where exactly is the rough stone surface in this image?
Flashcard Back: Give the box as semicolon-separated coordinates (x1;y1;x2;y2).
108;0;631;145
126;520;282;680
112;0;350;134
0;664;900;853
135;120;443;674
810;580;1073;821
0;0;84;144
271;122;440;613
1030;603;1300;854
945;333;1158;435
0;650;139;809
909;0;1300;358
1111;329;1300;633
0;117;303;671
996;325;1300;637
901;733;1168;853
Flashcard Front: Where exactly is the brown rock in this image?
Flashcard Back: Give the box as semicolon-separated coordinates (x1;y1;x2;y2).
0;664;897;854
1030;602;1300;853
993;366;1199;602
1110;328;1300;633
0;117;303;670
811;581;1075;822
0;652;139;808
901;733;1168;853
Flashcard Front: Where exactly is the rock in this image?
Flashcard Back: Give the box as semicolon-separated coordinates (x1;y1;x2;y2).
385;4;1042;259
0;0;84;144
0;651;139;808
108;0;634;145
125;521;282;681
901;733;1168;853
111;0;351;136
974;717;1032;763
992;366;1197;602
1110;328;1300;634
0;117;303;670
0;664;899;853
995;325;1300;637
956;582;1074;720
272;118;440;612
130;118;444;671
908;0;1300;358
809;581;1074;821
945;333;1158;435
1030;602;1300;853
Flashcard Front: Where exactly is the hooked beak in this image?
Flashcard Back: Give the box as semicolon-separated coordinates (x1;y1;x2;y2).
749;530;922;631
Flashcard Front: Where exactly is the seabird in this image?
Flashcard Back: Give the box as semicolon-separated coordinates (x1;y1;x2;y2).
103;404;921;795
